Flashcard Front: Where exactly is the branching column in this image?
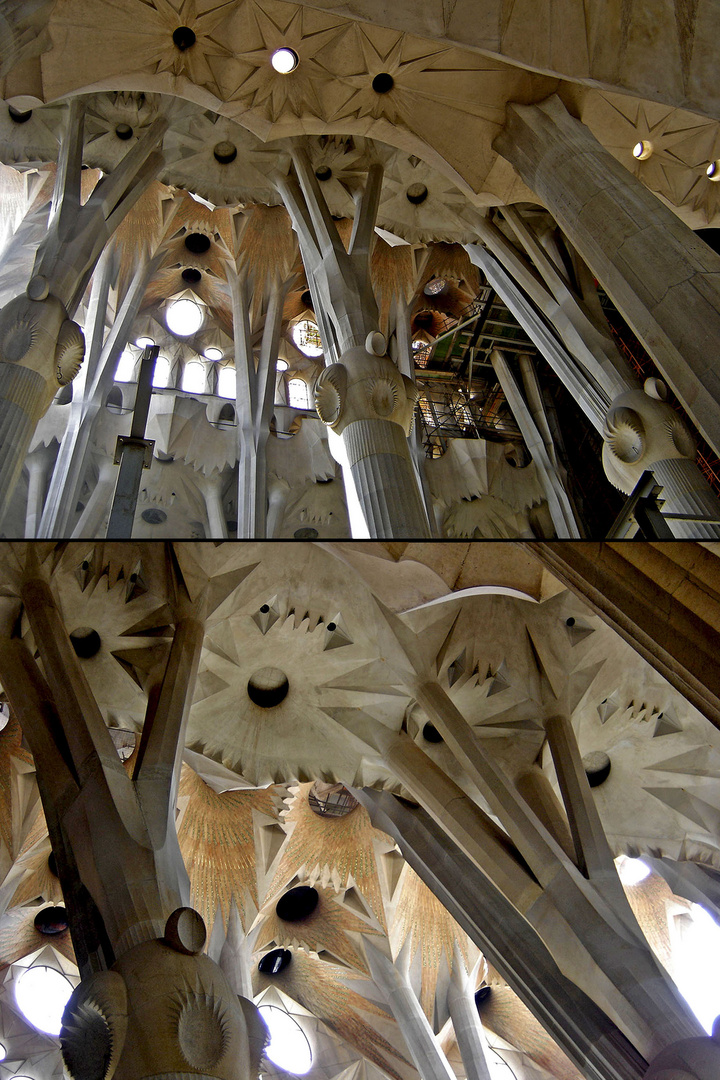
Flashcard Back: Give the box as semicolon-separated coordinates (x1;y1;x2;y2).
0;549;265;1080
446;957;493;1080
494;93;720;459
275;151;430;538
0;98;167;526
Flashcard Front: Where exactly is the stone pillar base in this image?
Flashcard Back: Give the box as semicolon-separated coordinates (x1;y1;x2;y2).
343;417;430;538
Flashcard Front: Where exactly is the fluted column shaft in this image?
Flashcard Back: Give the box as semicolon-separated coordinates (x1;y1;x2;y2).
447;972;493;1080
494;94;720;457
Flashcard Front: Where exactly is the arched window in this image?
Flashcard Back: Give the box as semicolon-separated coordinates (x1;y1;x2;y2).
288;378;312;410
182;361;206;394
152;355;171;388
217;366;236;399
218;403;235;428
115;349;136;382
291;320;323;357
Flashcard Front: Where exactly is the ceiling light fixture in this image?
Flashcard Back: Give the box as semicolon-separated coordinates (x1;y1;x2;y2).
271;48;299;74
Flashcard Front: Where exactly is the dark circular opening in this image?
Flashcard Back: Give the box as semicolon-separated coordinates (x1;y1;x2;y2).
300;289;313;309
226;519;237;532
8;105;32;123
213;141;237;164
423;722;443;744
583;751;612;788
115;123;133;140
475;986;492;1007
406;183;428;205
565;617;576;627
141;508;168;525
315;165;332;181
294;527;318;539
259;604;271;614
276;885;319;922
69;627;101;659
173;25;196;50
258;948;292;975
326;622;337;632
184;232;211;254
182;267;202;284
247;667;289;708
48;851;58;877
372;72;394;93
34;906;69;935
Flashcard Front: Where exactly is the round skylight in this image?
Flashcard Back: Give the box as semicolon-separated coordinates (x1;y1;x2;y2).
616;856;651;886
204;347;223;361
135;335;155;348
292;319;323;357
632;140;653;160
271;48;299;73
0;1040;5;1060
276;358;289;372
15;965;74;1035
707;161;720;181
258;1006;312;1073
166;298;204;336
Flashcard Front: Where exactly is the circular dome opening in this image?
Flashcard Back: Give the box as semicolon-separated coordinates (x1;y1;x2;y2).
707;161;720;181
213;141;237;164
166;298;204;336
182;267;202;284
475;985;492;1006
315;165;332;181
142;508;168;525
8;105;32;123
34;906;69;935
271;47;299;73
204;346;223;360
423;722;443;743
69;627;101;659
276;885;319;922
115;123;133;140
424;278;448;296
173;26;196;50
184;232;211;255
372;72;394;93
308;782;358;817
583;750;611;788
292;319;323;357
294;527;318;539
276;358;289;372
258;948;292;975
300;289;313;309
247;667;289;708
135;335;155;348
406;183;428;205
258;1006;312;1074
15;965;74;1036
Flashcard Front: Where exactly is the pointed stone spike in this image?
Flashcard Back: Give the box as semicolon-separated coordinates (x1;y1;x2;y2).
206;562;259;617
653;712;684;737
447;648;466;688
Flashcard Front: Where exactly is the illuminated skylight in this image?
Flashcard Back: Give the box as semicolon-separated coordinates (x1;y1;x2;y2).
204;347;223;361
15;965;74;1036
258;1006;312;1074
135;335;155;348
0;1040;5;1060
616;856;651;886
271;48;298;73
276;358;289;372
292;320;323;357
166;298;204;337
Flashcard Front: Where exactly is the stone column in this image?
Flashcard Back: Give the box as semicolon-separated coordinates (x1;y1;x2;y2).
602;380;720;537
494;93;720;458
200;468;229;539
71;458;117;538
0;98;167;526
354;786;647;1080
276;154;430;538
23;443;55;538
446;956;493;1080
364;939;457;1080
